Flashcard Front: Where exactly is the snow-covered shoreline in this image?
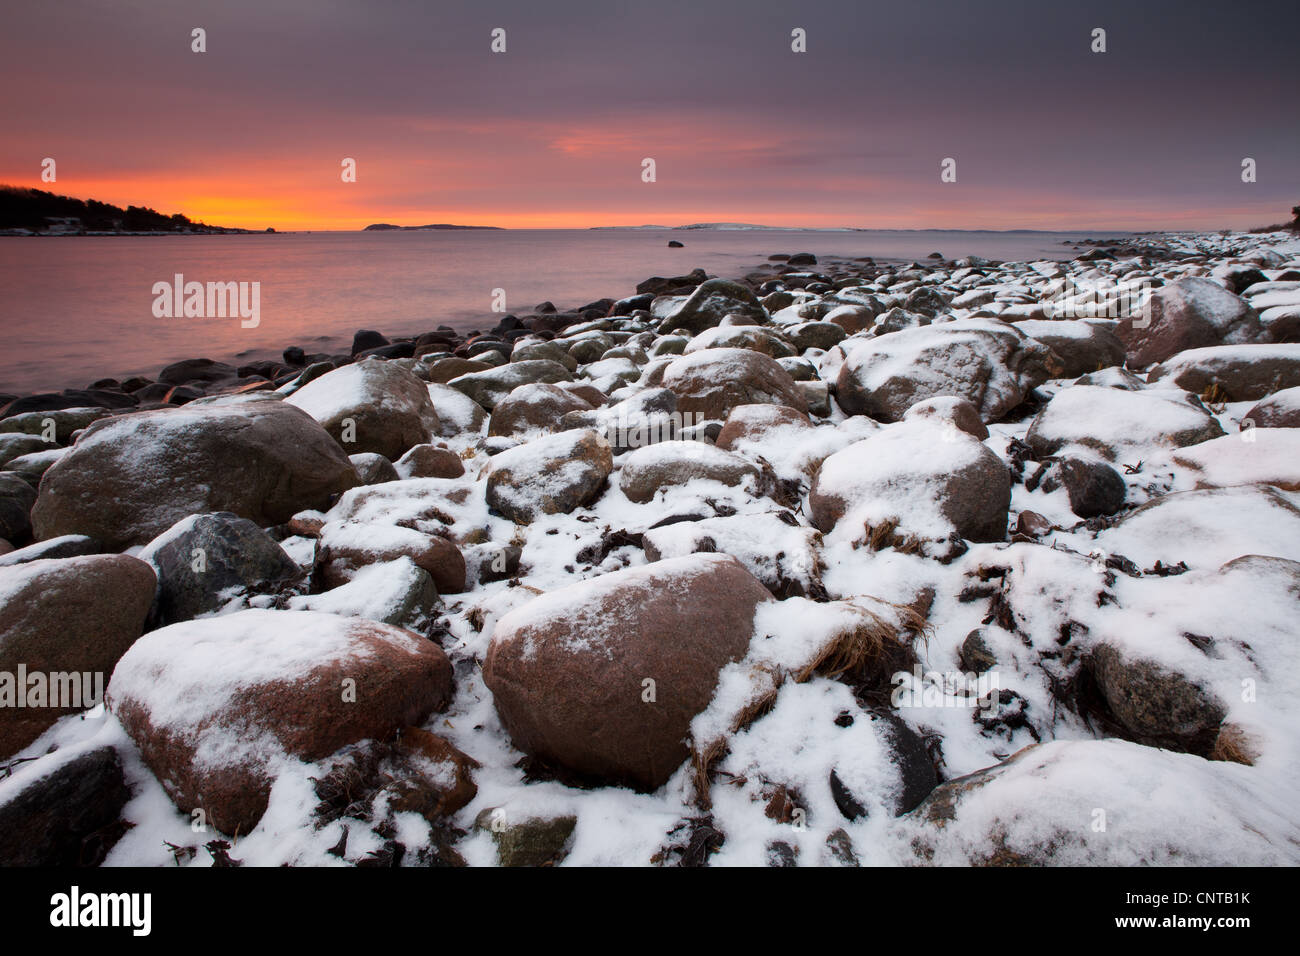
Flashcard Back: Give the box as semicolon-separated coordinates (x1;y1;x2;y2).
2;229;1299;867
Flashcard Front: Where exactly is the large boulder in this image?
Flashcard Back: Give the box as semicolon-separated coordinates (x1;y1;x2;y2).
618;441;760;503
715;404;813;451
108;609;453;835
661;348;808;421
31;402;358;549
1015;319;1126;377
488;383;593;438
0;554;155;758
1244;385;1300;428
809;420;1010;544
1147;344;1300;402
904;739;1290;865
835;320;1062;422
485;429;612;523
683;325;794;358
286;358;440;460
1024;385;1224;461
447;360;574;410
1114;276;1263;368
1086;644;1225;754
483;554;772;789
425;382;488;437
657;278;767;335
140;512;301;626
0;472;37;543
0;745;132;866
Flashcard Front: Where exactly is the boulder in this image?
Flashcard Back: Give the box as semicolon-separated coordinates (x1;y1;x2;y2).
0;407;111;444
1114;276;1263;368
488;383;593;438
662;348;808;421
1024;385;1223;462
0;554;155;758
1147;344;1300;402
1015;319;1126;377
108;609;453;835
835;320;1062;422
618;441;760;503
683;326;794;358
0;745;131;866
32;402;358;549
1244;385;1300;428
395;444;465;479
485;429;612;523
286;358;440;460
642;512;822;597
809;420;1010;544
657;278;767;335
483;554;772;789
289;557;438;631
715;404;812;451
140;512;302;625
0;473;37;542
901;395;989;440
349;452;400;486
425;382;488;436
1032;453;1127;518
319;520;466;594
448;360;574;410
1087;644;1225;753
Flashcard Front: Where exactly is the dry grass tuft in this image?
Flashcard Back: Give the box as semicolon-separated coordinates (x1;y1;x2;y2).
1209;723;1258;766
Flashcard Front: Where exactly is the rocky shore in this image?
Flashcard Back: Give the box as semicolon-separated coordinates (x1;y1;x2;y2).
3;230;1300;867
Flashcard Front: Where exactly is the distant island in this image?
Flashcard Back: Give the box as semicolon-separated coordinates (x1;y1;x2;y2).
0;185;269;235
364;223;504;231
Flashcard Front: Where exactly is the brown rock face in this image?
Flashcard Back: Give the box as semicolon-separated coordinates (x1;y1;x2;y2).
286;358;441;460
388;727;479;821
395;443;466;479
1114;277;1263;368
1244;386;1300;427
108;609;453;835
662;348;809;421
484;554;771;790
0;555;156;758
32;402;358;549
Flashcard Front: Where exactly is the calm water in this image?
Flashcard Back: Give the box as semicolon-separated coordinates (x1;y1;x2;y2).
0;229;1111;395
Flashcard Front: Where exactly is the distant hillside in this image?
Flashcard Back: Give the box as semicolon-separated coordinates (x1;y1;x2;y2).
0;185;265;235
364;222;503;231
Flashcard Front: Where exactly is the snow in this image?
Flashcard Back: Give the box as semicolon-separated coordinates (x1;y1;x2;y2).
288;557;431;626
1028;385;1220;461
15;227;1300;867
1097;485;1300;569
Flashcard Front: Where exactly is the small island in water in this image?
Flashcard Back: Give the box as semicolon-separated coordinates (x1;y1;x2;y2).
363;222;504;231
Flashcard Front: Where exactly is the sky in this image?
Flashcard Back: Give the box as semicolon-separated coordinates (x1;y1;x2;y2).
1;0;1296;232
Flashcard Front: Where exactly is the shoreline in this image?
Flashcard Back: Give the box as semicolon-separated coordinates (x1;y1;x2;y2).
0;231;1205;408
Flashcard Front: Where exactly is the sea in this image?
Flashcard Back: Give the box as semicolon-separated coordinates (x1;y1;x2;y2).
0;228;1124;395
